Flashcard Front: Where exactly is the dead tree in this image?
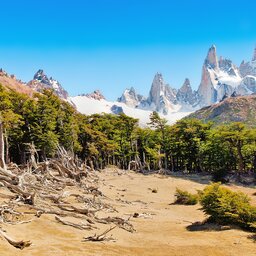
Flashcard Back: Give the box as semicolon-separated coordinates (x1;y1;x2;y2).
0;119;7;172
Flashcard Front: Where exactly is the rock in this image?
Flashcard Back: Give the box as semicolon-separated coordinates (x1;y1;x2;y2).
198;65;217;106
176;78;198;106
204;45;219;70
117;87;144;107
111;105;124;114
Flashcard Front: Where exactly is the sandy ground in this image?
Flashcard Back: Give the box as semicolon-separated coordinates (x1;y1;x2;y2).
0;168;255;256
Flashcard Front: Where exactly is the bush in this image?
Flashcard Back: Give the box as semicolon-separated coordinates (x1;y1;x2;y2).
211;167;229;183
199;183;256;230
174;188;198;205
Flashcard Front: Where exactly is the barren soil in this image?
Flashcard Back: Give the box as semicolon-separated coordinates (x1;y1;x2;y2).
0;168;255;256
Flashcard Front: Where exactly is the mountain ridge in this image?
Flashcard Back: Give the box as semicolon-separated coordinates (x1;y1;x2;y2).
1;44;256;126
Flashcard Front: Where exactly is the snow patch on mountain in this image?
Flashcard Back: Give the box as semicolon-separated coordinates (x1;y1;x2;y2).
70;95;191;127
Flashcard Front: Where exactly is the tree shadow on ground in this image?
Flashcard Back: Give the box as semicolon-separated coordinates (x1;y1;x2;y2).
186;220;233;232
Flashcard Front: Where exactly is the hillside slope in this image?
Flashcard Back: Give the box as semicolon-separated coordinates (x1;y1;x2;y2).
0;69;34;96
186;95;256;126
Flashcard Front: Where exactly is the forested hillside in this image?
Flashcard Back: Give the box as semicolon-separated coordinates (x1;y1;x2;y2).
1;84;256;181
186;95;256;127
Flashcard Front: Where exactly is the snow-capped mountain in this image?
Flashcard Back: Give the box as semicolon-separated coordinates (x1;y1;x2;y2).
27;69;69;99
117;73;198;115
143;73;178;114
197;45;256;107
118;73;199;114
197;45;242;106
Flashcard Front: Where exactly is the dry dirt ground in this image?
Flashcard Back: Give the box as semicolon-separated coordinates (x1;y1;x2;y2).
0;168;255;256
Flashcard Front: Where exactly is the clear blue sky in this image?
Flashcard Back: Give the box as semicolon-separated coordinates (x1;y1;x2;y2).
0;0;256;100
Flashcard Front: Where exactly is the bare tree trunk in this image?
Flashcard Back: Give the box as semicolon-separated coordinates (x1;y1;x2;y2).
237;145;244;177
4;129;10;164
0;120;6;171
0;117;11;175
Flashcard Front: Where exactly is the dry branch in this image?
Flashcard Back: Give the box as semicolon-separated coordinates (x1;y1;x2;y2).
55;215;95;230
83;226;116;242
95;216;135;233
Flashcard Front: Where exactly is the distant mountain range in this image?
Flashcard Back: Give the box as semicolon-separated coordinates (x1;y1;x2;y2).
1;45;256;125
115;45;256;113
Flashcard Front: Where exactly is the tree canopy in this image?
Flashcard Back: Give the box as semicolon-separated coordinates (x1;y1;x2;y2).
1;84;256;180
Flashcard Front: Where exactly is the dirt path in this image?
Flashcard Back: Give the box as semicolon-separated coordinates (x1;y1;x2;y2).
0;168;255;256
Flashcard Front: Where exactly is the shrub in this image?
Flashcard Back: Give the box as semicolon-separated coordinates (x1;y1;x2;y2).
199;183;256;230
211;167;229;183
174;188;198;205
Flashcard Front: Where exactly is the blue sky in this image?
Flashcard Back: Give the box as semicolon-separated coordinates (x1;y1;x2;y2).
0;0;256;100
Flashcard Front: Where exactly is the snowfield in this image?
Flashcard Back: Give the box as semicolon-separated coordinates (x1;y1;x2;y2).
70;96;191;127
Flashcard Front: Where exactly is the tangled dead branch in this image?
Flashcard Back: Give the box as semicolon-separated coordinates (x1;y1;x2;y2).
0;145;135;249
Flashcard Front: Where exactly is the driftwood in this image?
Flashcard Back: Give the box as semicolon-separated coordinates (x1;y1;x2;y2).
0;230;31;249
83;226;116;242
55;215;95;230
95;216;135;233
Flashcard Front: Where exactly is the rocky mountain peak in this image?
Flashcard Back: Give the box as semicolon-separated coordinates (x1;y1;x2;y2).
117;87;144;107
33;69;52;85
176;78;198;107
153;72;164;83
149;73;166;103
85;90;105;100
204;45;218;70
145;73;178;114
28;69;69;99
179;78;191;92
34;69;44;79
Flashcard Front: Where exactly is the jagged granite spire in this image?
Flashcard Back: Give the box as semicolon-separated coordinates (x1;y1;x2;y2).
204;45;218;70
148;73;165;106
176;78;198;107
179;78;191;92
